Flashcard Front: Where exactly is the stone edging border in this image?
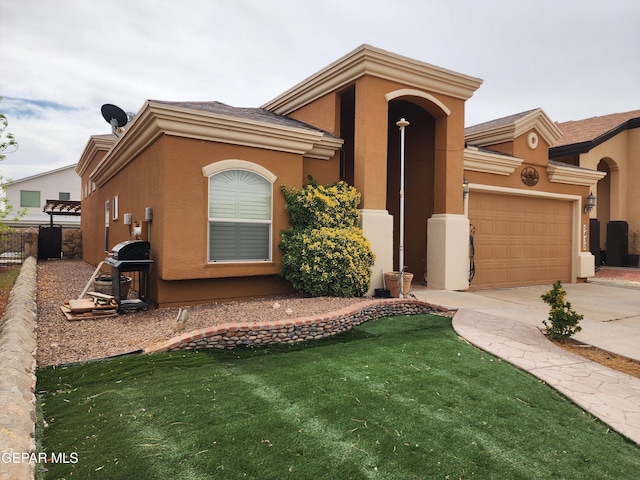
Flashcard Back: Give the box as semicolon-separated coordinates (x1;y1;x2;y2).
145;298;450;353
0;256;38;480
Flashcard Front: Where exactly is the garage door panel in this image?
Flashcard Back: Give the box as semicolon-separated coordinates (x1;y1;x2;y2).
509;222;522;235
495;221;509;235
469;192;572;289
508;245;521;259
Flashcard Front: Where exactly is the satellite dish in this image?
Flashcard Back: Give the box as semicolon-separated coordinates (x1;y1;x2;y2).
101;104;128;137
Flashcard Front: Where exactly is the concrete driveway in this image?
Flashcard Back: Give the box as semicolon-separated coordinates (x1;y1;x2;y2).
412;281;640;361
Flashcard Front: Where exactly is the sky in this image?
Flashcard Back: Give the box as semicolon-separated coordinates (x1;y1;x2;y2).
1;0;639;183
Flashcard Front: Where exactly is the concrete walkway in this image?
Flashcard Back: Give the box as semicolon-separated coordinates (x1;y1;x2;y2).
411;283;640;446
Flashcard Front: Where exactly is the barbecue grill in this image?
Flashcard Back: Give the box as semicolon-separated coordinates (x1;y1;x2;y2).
105;240;153;312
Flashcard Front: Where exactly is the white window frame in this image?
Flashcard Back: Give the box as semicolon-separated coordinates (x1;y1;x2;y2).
203;160;277;264
112;196;119;221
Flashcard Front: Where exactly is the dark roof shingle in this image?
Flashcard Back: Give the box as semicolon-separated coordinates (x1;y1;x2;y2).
465;109;539;135
151;100;338;137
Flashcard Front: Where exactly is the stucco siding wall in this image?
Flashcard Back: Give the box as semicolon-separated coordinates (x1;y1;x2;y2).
81;134;310;306
286;74;467;214
160;136;304;281
627;129;640;241
80;149;113;265
286;92;339;135
155;274;294;307
581;129;640;241
581;132;629;224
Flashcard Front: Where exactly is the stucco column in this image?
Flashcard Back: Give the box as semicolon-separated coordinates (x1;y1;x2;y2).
353;77;388;210
427;214;469;290
433;115;465;215
360;209;394;294
427;108;469;290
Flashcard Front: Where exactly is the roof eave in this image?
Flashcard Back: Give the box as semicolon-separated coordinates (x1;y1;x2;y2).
464;147;524;176
547;162;607;186
466;108;563;147
76;135;117;177
90;101;343;186
548;141;593;159
262;44;483;115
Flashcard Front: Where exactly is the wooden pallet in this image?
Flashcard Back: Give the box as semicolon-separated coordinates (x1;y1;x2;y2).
60;297;119;321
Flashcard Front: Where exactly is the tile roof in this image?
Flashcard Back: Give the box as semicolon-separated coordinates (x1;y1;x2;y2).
553;109;640;147
152;100;338;138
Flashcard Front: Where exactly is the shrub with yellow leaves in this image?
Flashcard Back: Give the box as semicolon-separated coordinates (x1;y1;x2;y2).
280;177;374;297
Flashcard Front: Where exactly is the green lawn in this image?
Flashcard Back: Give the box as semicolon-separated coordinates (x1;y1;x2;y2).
36;314;639;479
0;265;20;289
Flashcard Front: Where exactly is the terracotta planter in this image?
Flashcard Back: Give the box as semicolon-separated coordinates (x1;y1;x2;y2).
384;272;414;298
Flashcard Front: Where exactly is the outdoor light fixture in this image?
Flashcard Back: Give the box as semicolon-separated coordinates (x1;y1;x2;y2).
584;192;596;213
463;178;469;198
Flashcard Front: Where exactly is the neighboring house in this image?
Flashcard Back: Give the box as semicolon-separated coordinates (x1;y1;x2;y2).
549;109;640;265
76;45;600;307
3;164;81;227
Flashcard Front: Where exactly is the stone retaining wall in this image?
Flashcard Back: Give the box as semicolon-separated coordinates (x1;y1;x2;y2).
147;299;449;353
61;229;82;259
0;256;37;480
10;227;82;260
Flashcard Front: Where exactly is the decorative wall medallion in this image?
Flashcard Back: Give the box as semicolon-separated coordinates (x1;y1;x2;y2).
527;131;539;150
521;167;539;186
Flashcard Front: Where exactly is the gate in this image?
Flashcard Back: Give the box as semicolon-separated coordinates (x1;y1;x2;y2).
38;225;63;260
0;232;26;265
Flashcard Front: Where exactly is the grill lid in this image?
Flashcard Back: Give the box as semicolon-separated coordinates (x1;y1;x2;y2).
110;240;150;260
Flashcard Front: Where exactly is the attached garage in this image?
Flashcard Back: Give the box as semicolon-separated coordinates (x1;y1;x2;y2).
468;191;573;289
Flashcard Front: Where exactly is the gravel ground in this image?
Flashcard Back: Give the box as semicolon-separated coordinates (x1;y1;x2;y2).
36;260;367;366
594;266;640;282
35;261;640;367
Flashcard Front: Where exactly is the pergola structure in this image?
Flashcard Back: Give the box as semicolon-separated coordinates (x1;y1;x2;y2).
43;200;81;226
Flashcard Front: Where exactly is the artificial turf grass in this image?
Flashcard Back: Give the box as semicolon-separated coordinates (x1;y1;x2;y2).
36;314;639;479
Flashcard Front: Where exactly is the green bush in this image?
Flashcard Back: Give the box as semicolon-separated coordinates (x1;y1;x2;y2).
280;227;374;297
279;177;374;297
540;281;583;342
281;177;360;230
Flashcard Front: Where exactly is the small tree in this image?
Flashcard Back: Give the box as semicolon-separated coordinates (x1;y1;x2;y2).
0;97;20;231
540;281;583;342
280;177;374;297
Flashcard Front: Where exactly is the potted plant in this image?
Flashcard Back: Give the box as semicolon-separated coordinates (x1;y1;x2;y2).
383;270;414;298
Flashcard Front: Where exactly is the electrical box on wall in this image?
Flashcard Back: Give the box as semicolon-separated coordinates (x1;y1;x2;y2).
145;207;153;221
123;213;132;225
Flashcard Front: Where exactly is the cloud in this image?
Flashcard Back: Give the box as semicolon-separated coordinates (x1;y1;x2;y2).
1;0;639;180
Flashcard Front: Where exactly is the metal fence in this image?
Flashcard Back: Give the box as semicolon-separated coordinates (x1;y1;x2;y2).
0;232;26;265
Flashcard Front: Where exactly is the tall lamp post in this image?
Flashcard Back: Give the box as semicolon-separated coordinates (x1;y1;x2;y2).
396;118;409;297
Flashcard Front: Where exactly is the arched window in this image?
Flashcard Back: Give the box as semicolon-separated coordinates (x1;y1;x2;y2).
208;169;272;262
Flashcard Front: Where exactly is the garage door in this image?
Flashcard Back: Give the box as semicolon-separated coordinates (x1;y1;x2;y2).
468;192;572;289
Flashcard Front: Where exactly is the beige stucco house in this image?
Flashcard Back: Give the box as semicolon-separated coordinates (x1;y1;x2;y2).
76;45;601;307
550;109;640;265
3;164;81;227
